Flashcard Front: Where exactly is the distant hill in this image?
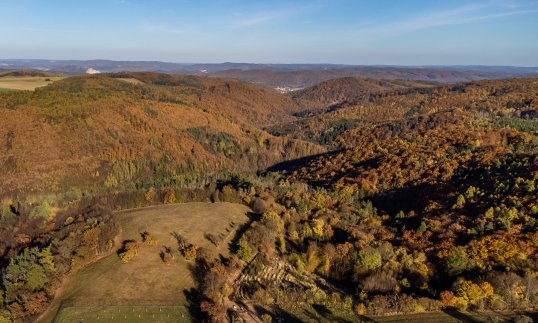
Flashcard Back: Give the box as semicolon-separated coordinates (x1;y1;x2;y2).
214;66;538;88
290;77;435;110
273;77;538;174
0;69;55;78
1;59;536;88
1;71;538;323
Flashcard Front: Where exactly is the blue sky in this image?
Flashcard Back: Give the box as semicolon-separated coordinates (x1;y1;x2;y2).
1;0;537;65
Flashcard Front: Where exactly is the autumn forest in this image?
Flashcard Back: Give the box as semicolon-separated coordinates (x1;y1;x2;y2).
0;72;537;322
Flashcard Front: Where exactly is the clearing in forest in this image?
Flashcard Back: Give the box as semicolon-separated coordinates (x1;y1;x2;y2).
0;76;64;91
44;202;251;323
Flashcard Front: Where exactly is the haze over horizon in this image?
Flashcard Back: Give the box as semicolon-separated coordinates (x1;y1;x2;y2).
2;58;538;68
1;0;538;66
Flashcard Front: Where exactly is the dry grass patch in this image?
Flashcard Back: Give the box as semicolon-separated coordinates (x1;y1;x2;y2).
42;202;250;322
0;76;63;90
54;305;191;323
115;77;144;84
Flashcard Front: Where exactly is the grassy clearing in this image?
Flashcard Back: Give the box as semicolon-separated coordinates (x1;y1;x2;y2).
115;77;144;84
54;305;191;323
43;202;251;323
0;76;64;91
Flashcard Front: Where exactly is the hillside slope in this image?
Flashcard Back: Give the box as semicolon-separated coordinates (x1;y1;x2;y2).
290;77;435;110
227;77;538;320
213;66;538;88
1;74;538;323
0;73;322;197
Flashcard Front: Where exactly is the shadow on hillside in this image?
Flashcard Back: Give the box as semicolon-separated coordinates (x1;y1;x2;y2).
270;307;304;322
251;303;367;323
228;212;259;253
442;309;481;322
183;256;212;321
183;288;202;321
369;157;512;218
370;182;450;215
311;304;356;323
264;149;342;174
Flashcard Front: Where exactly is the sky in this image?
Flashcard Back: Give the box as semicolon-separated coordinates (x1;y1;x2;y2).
1;0;537;65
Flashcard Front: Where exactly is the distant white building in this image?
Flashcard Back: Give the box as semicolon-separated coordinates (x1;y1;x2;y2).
86;68;101;74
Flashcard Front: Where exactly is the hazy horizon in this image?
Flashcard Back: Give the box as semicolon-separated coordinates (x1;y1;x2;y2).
2;0;537;66
1;58;537;68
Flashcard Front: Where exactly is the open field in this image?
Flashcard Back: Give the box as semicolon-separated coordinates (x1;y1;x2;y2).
43;202;251;323
0;76;64;90
54;305;190;323
115;77;144;84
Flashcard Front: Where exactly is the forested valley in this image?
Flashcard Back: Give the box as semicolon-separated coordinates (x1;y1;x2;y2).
0;74;537;322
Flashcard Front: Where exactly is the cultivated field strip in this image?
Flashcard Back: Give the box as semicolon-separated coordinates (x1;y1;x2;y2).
53;305;191;323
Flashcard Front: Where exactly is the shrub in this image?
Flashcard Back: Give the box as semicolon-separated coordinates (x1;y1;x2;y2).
144;106;158;118
236;237;255;262
261;314;272;323
454;279;494;306
64;216;74;226
452;194;466;209
160;248;174;263
355;303;366;315
183;244;199;261
440;291;457;308
0;203;16;221
29;201;52;219
445;246;473;276
118;241;140;263
353;247;382;278
165;191;177;204
141;231;158;246
0;314;11;323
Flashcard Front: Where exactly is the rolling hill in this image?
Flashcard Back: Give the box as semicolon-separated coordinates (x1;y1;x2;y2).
1;73;537;323
0;70;56;78
233;77;538;321
290;77;435;110
0;73;322;197
1;59;537;88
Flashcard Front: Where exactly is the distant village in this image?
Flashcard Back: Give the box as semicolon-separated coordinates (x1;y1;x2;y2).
274;86;303;94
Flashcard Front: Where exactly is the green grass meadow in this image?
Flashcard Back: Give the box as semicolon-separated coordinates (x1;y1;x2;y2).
53;305;192;323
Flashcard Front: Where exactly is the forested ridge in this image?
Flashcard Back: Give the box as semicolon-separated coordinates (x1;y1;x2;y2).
204;77;538;321
0;73;321;197
0;74;537;322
